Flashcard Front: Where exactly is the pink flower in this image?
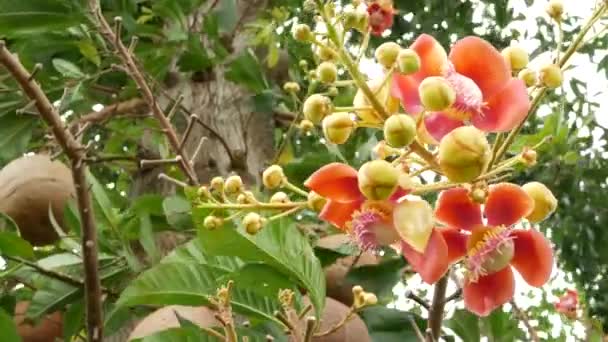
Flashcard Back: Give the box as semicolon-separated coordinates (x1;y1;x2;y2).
391;34;531;143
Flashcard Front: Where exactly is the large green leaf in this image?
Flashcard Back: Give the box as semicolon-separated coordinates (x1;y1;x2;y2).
116;262;280;323
0;114;36;162
225;50;267;92
131;327;218;342
0;0;84;36
359;306;425;342
198;219;326;318
345;258;406;300
163;196;192;230
446;309;481;342
0;309;21;342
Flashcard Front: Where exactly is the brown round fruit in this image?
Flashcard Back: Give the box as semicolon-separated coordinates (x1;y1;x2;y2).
317;235;379;306
296;297;370;342
0;154;76;246
128;305;220;340
14;301;63;342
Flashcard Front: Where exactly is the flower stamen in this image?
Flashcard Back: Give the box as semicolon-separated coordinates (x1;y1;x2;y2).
347;201;398;251
465;226;514;283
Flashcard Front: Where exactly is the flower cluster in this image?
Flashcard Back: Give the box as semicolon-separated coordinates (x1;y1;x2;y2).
283;0;568;317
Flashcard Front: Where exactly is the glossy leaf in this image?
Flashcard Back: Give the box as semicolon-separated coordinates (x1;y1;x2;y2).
359;306;425;342
0;309;20;342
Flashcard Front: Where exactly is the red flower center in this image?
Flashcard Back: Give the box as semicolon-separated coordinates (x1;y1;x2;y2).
443;64;484;121
367;3;394;36
347;201;399;251
465;226;514;282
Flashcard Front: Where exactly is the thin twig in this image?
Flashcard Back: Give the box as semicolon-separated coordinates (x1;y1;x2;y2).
314;308;355;337
443;288;462;304
0;41;104;341
72;98;148;127
406;290;430;311
510;300;540;342
88;1;199;185
426;276;448;341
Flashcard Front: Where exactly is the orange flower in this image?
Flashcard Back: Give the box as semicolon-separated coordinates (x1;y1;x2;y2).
402;184;553;316
304;163;409;250
555;289;578;318
391;34;531;143
367;1;395;36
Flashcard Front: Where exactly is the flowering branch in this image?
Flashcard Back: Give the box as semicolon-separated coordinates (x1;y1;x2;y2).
0;41;104;342
426;276;448;341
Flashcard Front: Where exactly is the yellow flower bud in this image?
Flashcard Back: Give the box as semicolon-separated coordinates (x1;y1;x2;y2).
318;46;338;61
397;48;421;75
521;148;538;166
243;212;265;235
518;68;537;87
317;61;338;84
322;112;355;144
303;94;332;124
307;191;327;212
224;175;243;194
438;126;491;183
299;119;315;133
522;182;558;223
375;42;401;68
283;82;301;93
363;293;378;306
204;215;223;230
501;46;529;71
546;0;564;21
299;60;309;70
197;186;211;199
353;78;400;123
358;160;399;200
539;64;563;88
262;165;285;189
383;114;416;148
373;140;398;160
270;191;290;204
418;76;456;112
210;176;224;192
237;191;257;204
327;86;339;97
293;24;313;42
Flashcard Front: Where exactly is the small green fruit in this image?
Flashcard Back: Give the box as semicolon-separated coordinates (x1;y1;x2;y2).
358;160;399;200
438;126;491;183
418;77;456;112
383;114;416;148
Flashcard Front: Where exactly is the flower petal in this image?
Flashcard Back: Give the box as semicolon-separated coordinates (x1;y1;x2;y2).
319;199;364;230
393;200;435;253
510;229;553;287
391;34;448;115
472;79;531;132
449;37;511;100
435;188;483;230
391;74;424;115
485;183;534;227
304;163;361;202
463;267;515;317
411;34;449;80
423;112;464;143
401;229;449;284
438;227;468;264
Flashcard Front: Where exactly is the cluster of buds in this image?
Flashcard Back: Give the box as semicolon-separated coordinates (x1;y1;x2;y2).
352;285;378;309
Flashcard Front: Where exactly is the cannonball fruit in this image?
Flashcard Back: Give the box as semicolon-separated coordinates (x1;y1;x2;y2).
128;305;220;340
14;301;63;342
317;235;379;306
0;155;76;246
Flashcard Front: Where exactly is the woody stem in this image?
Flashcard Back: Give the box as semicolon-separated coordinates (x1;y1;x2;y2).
426;276;448;341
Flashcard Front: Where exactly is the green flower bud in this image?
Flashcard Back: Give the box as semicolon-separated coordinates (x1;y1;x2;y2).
375;42;401;68
539;64;563;88
518;68;537;87
397;48;421;75
501;46;529;71
293;24;313;42
438;126;491;183
262;165;285;189
303;94;332;123
418;76;456;112
224;175;243;194
322;112;355;144
383;114;416;148
358;160;399;200
317;61;338;84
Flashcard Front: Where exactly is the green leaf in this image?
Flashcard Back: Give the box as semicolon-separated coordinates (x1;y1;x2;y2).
0;309;21;342
445;309;480;342
314;242;359;267
162;238;243;272
0;114;36;162
481;308;525;341
212;0;238;33
225;50;267;92
345;258;405;300
224;263;296;298
358;306;425;342
86;170;119;228
52;58;86;79
139;214;159;263
27;279;80;320
116;262;280;323
0;231;35;260
77;40;100;66
198;219;326;318
131;327;218;342
163;196;192;230
0;0;83;36
63;300;85;341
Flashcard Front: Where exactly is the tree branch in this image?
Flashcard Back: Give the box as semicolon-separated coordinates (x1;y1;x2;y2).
510;300;540;342
0;41;104;341
426;276;448;341
88;0;199;185
72;98;148;127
